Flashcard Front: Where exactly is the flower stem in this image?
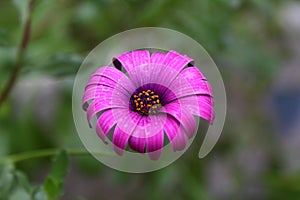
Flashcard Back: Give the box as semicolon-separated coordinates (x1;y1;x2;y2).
0;0;35;107
0;148;114;165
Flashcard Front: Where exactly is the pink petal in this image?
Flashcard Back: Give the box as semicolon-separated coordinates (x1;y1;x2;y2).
128;118;146;153
113;52;134;72
116;110;142;134
150;52;166;64
92;66;123;81
161;51;178;66
86;75;117;89
151;51;193;71
128;136;146;153
179;95;215;123
95;108;125;143
85;75;130;96
130;131;146;154
160;101;197;138
147;130;164;160
164;66;213;103
132;50;151;68
123;51;193;91
82;86;128;109
179;66;212;95
129;62;179;94
127;114;166;158
147;51;193;88
164;116;187;151
113;50;150;73
86;99;127;126
82;85;112;110
112;111;142;155
181;65;206;80
91;66;135;93
113;126;131;156
162;50;194;72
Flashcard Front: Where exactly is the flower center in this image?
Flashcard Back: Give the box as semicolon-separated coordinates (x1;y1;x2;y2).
131;89;162;116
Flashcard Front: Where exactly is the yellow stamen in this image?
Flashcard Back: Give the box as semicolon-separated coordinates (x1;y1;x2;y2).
132;89;162;116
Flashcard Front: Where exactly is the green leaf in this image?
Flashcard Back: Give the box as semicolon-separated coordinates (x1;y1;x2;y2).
43;176;60;200
0;131;9;156
39;54;83;77
43;150;68;200
32;187;47;200
0;164;15;200
50;150;68;180
14;171;31;193
0;29;13;47
12;0;30;25
9;187;31;200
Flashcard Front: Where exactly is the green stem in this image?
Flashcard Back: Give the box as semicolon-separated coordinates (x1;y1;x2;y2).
0;148;114;165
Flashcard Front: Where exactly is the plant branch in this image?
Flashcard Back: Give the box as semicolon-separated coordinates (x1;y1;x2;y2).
0;148;114;165
0;0;35;107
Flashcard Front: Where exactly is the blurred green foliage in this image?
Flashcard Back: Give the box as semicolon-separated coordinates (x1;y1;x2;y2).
0;150;68;200
0;0;299;199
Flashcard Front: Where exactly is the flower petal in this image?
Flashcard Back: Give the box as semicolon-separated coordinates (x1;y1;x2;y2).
91;66;135;94
178;66;212;95
164;66;212;103
85;75;130;97
128;135;146;153
160;101;197;138
150;52;166;64
86;74;117;88
128;118;146;153
113;52;133;72
120;51;193;91
82;85;112;110
179;95;214;123
82;86;128;110
164;116;187;151
113;111;142;155
92;66;123;82
86;98;127;126
128;63;179;97
181;65;207;80
132;50;151;68
162;50;193;72
113;50;150;73
148;51;193;87
113;126;131;156
126;113;167;158
147;130;164;160
95;108;125;143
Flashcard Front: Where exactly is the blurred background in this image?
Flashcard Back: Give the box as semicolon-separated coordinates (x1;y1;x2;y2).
1;0;300;199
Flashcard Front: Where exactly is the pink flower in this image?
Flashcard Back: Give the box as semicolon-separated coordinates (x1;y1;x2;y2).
82;50;214;160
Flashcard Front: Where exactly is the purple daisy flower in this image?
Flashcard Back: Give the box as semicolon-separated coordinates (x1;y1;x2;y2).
82;50;214;160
